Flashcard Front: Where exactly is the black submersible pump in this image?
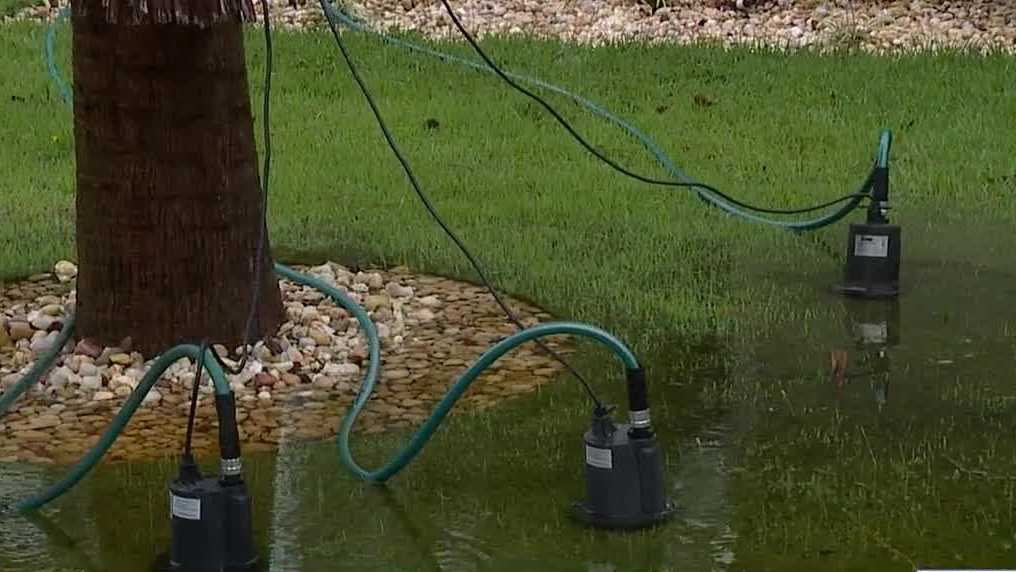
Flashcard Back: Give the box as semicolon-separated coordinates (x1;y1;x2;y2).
574;368;675;529
161;391;258;572
835;129;901;298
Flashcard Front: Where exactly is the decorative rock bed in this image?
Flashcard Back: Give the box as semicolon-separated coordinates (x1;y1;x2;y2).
0;262;572;464
6;0;1015;54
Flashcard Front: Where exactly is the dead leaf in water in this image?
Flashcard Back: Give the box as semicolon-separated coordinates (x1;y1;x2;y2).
830;349;848;389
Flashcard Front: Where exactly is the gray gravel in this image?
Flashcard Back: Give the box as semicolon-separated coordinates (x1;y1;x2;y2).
9;0;1014;53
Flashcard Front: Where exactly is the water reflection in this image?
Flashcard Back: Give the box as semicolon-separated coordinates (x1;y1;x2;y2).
267;429;307;572
0;464;98;571
830;299;900;411
672;423;737;569
22;511;102;572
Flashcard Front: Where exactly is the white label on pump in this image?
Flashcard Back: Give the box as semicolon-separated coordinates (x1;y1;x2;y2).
854;234;889;258
856;322;888;344
171;494;202;521
586;445;613;470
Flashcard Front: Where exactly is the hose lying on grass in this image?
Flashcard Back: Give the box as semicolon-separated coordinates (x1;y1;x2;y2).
1;264;644;511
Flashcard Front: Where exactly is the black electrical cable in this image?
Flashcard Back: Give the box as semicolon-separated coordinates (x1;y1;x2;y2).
436;0;868;216
224;0;276;377
183;340;209;459
318;0;605;410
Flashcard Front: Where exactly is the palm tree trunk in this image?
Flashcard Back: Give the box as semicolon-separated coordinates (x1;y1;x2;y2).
71;4;284;355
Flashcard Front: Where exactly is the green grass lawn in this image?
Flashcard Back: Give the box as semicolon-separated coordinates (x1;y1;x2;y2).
1;20;1015;572
3;22;1014;341
0;0;34;18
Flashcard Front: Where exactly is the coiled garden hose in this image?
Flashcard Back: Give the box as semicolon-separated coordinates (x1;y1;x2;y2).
1;264;643;509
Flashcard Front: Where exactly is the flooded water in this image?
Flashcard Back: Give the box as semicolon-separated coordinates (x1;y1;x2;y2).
2;208;1014;571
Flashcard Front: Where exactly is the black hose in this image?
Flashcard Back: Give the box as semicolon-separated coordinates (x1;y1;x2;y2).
318;0;606;409
228;0;276;376
183;340;209;461
436;0;868;216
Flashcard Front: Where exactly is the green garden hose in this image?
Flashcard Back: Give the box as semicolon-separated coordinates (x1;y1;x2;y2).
316;0;875;232
2;264;643;509
878;129;893;169
22;15;648;511
0;315;76;418
45;5;877;232
275;264;640;483
10;344;229;512
19;4;890;511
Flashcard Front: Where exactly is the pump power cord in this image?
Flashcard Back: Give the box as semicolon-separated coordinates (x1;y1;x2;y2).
435;0;866;216
183;340;209;460
217;0;275;376
315;1;870;231
318;0;605;409
47;4;873;234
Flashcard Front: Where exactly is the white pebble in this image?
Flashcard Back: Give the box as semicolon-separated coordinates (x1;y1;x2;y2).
336;363;361;377
54;260;78;282
143;389;162;406
271;361;294;373
418;295;441;307
48;366;72;388
29;313;56;331
410;309;436;321
1;373;22;388
286;347;304;363
300;306;320;325
385;282;414;298
30;331;59;353
313;376;337;390
111;375;137;391
80;376;102;390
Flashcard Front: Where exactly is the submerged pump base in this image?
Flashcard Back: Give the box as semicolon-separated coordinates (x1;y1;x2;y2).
573;404;675;530
167;475;258;572
166;393;258;572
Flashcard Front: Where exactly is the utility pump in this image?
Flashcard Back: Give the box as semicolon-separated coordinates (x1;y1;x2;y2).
835;130;901;298
574;368;675;529
160;393;258;572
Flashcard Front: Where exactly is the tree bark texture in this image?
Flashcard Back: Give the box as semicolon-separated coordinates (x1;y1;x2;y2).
72;5;284;355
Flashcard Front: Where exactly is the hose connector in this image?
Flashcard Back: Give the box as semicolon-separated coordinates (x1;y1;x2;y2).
868;129;893;225
625;368;653;437
867;166;890;224
629;409;652;430
214;393;244;484
220;457;243;478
